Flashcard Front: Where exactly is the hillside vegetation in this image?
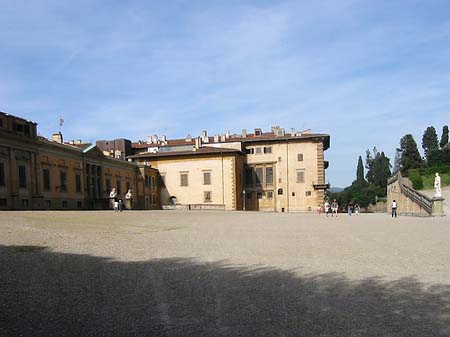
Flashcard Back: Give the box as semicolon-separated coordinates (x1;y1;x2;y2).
408;166;450;190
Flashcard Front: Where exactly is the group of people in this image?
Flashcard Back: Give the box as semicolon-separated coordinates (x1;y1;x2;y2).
320;199;360;217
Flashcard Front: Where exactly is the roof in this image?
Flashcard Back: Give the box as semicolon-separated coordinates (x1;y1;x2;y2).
132;132;330;151
128;146;244;159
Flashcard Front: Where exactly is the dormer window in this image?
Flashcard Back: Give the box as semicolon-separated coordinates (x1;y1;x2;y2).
255;128;262;136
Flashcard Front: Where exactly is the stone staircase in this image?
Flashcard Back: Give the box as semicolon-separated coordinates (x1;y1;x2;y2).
387;172;445;217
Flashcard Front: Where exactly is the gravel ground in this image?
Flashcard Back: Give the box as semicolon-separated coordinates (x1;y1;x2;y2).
1;211;449;337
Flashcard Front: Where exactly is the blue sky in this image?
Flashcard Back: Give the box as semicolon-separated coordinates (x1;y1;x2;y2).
1;0;449;187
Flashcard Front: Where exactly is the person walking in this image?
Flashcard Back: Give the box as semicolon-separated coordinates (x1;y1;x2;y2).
324;200;330;217
348;202;353;216
113;200;119;212
354;204;360;215
331;199;339;217
391;199;397;218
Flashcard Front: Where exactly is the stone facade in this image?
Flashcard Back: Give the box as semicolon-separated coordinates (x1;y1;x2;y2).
129;127;330;212
0;111;158;210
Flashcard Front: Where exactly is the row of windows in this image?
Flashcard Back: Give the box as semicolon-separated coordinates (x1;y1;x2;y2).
245;148;304;162
42;168;82;193
178;171;211;187
245;190;311;199
144;175;157;190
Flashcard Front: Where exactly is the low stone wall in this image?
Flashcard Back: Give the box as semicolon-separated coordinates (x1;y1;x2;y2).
367;201;387;213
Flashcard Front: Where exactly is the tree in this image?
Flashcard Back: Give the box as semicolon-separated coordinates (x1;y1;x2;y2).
356;156;365;184
440;125;449;148
422;126;439;162
400;134;422;174
365;148;391;191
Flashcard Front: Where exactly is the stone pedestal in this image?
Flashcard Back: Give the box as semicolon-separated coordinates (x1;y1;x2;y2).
124;198;132;210
432;197;445;217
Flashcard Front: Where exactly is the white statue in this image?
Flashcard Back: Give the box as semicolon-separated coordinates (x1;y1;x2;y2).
125;189;132;199
434;173;442;197
109;187;117;199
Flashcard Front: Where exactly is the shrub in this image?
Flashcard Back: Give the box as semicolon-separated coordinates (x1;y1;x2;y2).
408;170;424;190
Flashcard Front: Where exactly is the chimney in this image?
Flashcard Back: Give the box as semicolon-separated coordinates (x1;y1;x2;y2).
225;130;231;139
291;128;296;136
242;129;247;138
185;134;192;142
161;135;167;142
69;140;74;145
77;139;82;144
194;137;202;150
214;135;219;143
220;135;226;142
152;134;158;144
201;130;208;143
146;136;152;144
52;132;63;144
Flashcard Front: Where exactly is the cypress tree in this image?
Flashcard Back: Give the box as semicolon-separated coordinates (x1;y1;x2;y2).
422;126;439;162
440;125;449;148
356;156;365;184
400;134;422;173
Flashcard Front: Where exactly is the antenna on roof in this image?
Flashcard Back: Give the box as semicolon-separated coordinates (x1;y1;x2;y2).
59;116;64;133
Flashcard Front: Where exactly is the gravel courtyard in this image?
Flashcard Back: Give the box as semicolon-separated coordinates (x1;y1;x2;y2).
1;211;449;336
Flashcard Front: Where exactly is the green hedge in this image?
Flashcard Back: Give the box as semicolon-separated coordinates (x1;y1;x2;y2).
408;170;423;190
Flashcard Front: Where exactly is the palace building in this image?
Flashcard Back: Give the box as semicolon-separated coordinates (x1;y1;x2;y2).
0;112;158;210
128;127;330;212
0;111;330;212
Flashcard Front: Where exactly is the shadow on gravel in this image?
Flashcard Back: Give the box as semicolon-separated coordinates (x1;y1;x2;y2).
1;244;449;337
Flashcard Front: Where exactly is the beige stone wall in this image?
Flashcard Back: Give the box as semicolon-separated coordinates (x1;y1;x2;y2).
145;154;241;210
244;140;325;212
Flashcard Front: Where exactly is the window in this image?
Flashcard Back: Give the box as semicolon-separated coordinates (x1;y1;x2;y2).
246;192;252;199
203;171;211;185
245;148;254;154
292;192;295;196
77;201;83;209
76;174;82;193
204;191;212;203
296;170;305;183
152;194;156;205
297;153;304;161
126;181;131;192
265;167;273;185
0;118;3;127
62;200;68;208
60;171;67;192
106;178;111;193
267;191;273;199
255;147;262;154
145;175;149;187
180;172;189;187
305;191;312;196
257;192;263;199
45;200;51;208
278;188;283;195
21;199;29;207
255;129;262;136
264;147;272;154
255;167;263;185
18;165;27;188
0;162;5;186
151;176;156;190
43;169;51;191
117;180;121;196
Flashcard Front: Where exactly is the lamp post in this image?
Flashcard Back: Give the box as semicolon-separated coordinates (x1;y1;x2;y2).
243;190;246;211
